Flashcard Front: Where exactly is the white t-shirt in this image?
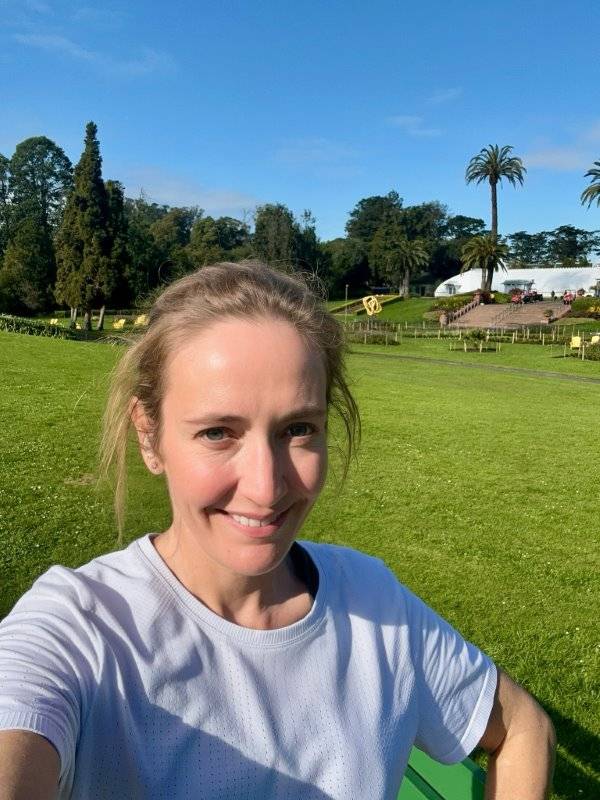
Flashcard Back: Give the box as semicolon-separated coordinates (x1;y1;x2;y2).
0;537;496;799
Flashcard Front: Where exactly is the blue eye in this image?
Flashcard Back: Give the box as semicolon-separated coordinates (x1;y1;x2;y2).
287;422;314;438
202;428;226;441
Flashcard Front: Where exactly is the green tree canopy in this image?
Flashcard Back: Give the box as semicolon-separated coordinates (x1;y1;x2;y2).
252;203;297;266
370;222;429;297
345;191;402;243
0;154;10;259
9;136;72;229
321;237;370;297
465;145;526;239
0;217;55;313
460;234;509;292
55;122;112;328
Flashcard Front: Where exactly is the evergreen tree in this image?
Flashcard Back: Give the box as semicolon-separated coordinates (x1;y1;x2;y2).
188;216;224;266
55;122;112;329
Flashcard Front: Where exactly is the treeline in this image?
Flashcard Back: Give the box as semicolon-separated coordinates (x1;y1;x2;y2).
1;123;599;327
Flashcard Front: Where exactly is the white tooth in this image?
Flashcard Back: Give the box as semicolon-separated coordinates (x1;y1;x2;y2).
231;514;276;527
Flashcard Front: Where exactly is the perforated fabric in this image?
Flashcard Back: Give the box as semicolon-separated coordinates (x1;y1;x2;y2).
0;537;496;799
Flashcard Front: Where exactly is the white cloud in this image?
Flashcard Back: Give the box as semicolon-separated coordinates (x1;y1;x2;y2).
13;33;174;77
388;115;442;137
121;167;260;216
425;87;462;106
523;147;590;171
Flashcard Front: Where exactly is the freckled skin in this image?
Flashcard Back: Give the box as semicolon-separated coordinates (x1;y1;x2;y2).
145;317;328;625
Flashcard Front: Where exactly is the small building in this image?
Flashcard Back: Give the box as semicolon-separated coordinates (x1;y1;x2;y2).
434;266;600;298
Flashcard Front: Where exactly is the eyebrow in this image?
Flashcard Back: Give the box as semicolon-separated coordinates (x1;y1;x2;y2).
183;407;327;426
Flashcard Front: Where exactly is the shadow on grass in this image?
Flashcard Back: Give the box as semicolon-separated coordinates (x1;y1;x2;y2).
546;702;599;798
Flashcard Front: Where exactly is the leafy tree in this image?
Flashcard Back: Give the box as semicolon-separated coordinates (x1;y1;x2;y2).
9;136;72;230
321;238;370;298
445;215;486;240
460;234;509;291
0;154;10;259
103;180;131;322
398;201;448;243
581;161;600;209
294;210;322;273
188;216;224;266
150;206;199;279
345;191;402;243
214;216;250;252
545;225;600;267
55;122;112;329
123;195;168;301
252;203;297;266
0;216;55;313
506;231;550;266
370;222;429;297
465;145;526;239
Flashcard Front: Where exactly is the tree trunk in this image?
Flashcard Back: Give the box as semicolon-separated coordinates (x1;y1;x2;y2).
83;309;92;331
97;305;106;331
480;270;487;292
490;180;498;239
402;268;410;299
69;307;78;328
484;267;494;293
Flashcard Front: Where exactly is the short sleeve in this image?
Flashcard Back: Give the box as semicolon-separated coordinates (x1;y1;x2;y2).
407;587;497;764
0;567;97;783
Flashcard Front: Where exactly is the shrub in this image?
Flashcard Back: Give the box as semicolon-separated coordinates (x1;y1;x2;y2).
0;315;74;339
584;343;600;361
430;293;477;312
571;297;600;318
464;328;486;341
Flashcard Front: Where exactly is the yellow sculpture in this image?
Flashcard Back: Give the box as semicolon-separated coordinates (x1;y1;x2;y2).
362;295;383;316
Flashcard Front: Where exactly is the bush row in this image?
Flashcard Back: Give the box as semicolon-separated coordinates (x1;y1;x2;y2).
0;315;76;339
570;297;600;318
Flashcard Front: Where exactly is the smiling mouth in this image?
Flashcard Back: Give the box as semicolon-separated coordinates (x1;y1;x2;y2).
218;508;290;531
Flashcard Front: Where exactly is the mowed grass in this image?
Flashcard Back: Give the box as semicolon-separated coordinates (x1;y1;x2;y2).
1;331;598;798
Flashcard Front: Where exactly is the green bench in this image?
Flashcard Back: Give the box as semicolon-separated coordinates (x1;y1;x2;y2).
398;748;486;800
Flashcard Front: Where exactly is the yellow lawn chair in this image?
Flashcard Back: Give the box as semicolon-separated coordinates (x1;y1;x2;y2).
570;336;581;349
590;335;600;345
113;318;126;330
49;318;59;325
134;314;149;327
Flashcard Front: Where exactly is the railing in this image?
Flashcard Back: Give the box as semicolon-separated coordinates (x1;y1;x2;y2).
447;296;480;323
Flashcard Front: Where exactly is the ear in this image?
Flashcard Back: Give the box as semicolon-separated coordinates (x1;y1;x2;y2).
131;398;163;475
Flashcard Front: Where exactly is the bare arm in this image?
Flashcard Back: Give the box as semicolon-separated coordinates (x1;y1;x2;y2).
0;731;59;800
478;669;556;800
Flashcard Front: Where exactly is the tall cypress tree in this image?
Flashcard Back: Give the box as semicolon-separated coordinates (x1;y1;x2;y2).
55;122;111;329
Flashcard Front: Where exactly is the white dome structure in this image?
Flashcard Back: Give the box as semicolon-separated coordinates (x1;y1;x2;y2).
434;266;600;298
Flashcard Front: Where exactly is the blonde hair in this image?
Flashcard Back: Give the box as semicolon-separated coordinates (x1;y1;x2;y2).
100;261;360;536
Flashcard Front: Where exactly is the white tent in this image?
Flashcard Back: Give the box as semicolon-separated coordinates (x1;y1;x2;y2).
434;266;600;298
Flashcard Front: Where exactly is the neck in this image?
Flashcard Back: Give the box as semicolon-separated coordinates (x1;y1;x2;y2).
152;524;313;630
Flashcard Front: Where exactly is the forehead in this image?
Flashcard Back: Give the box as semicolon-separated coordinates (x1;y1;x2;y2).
163;317;327;416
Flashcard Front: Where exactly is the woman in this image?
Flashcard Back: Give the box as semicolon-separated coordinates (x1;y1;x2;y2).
0;263;555;799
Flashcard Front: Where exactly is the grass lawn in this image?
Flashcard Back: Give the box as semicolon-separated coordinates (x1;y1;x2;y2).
330;297;438;324
1;330;598;799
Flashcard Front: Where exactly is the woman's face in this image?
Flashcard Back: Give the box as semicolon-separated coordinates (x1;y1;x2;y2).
154;316;328;578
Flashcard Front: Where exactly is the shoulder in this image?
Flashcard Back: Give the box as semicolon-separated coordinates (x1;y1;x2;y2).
8;535;155;621
299;540;421;617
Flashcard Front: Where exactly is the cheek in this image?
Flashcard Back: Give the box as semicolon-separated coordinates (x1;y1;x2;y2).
163;445;237;506
290;445;328;495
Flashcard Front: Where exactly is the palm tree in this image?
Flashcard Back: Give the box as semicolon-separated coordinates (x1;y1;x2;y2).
581;161;600;208
370;224;429;297
465;145;526;240
461;234;509;292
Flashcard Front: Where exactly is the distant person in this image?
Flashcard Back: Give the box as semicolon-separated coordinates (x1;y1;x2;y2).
0;263;556;799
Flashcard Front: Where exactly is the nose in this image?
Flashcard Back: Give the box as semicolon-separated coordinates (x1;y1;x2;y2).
237;435;288;510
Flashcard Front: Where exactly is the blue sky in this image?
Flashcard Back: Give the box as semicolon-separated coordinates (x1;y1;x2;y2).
2;0;600;241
